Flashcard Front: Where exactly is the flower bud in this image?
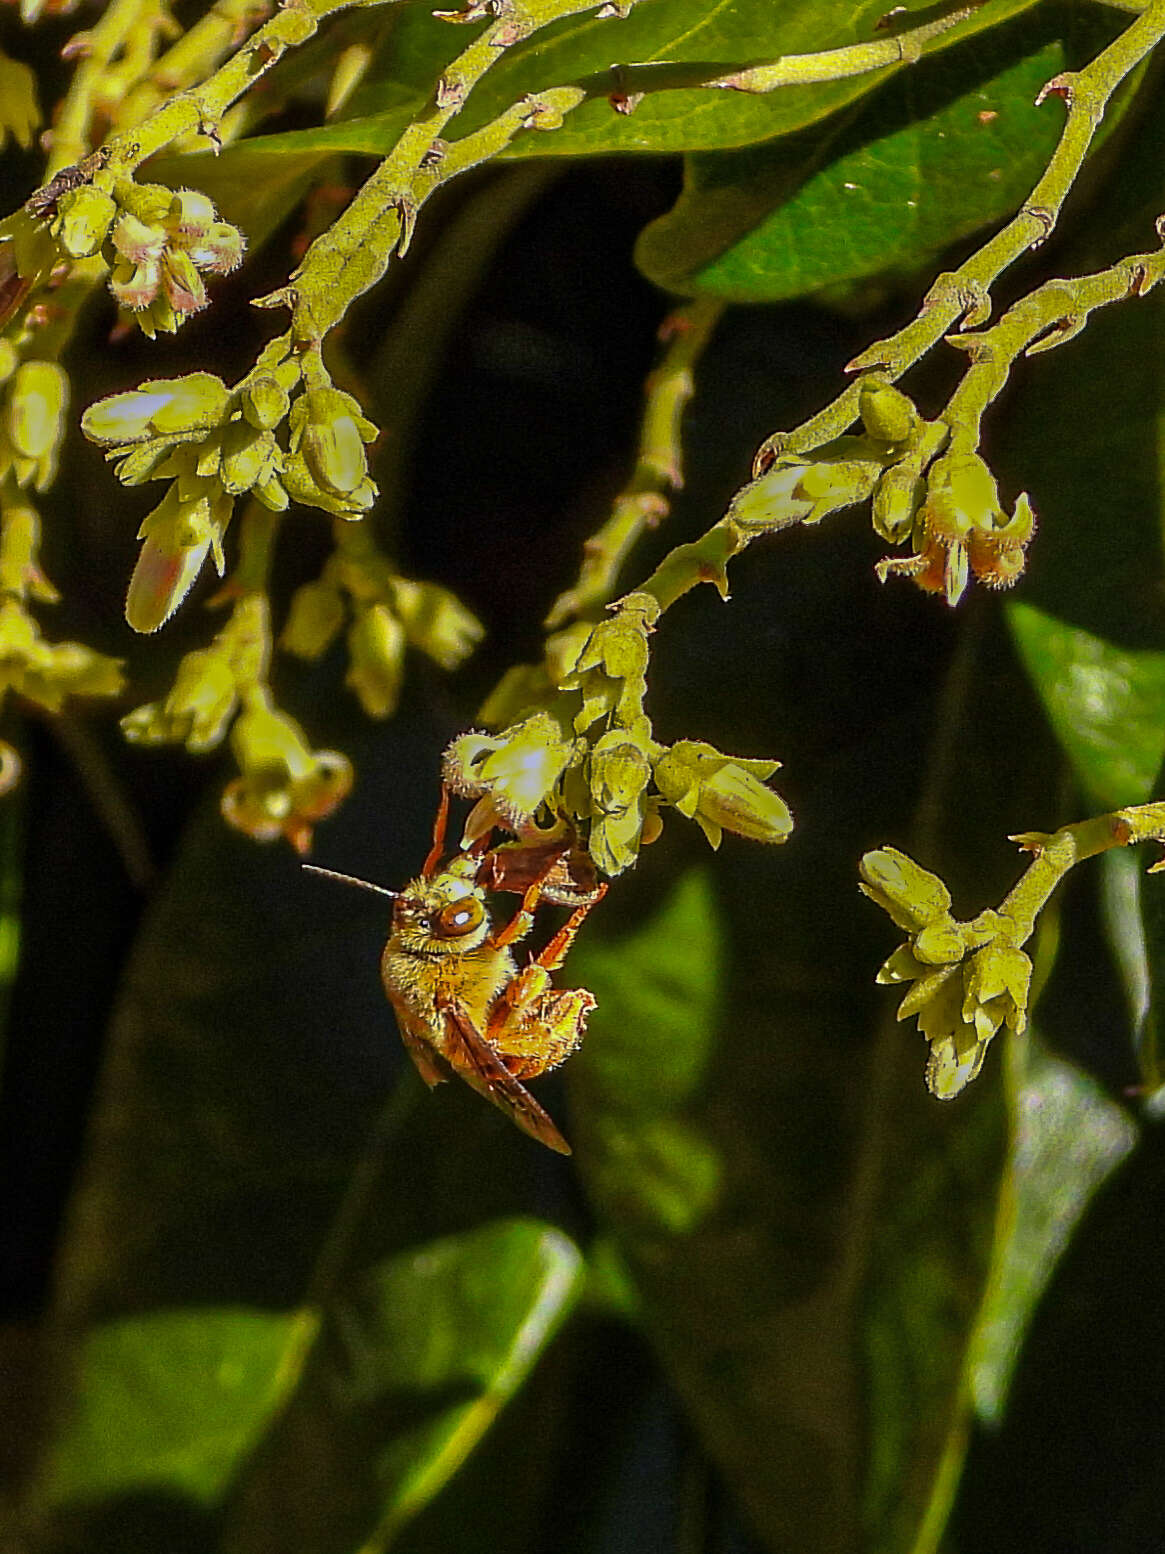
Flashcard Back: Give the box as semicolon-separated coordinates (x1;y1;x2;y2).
346;602;406;718
388;577;482;670
281;579;346;659
6;360;68;490
109;210;165;265
587;729;652;875
165;189;217;241
289;387;378;499
240;375;290;431
83;373;230;444
859;846;952;932
125;478;232;633
187;221;245;275
219;420;280;495
161;247;208;315
859;377;920;446
871;461;925;545
52;185;117;259
653;738;791;849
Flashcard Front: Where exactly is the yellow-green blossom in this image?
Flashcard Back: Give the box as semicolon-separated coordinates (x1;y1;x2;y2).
2;361;69;491
444;711;577;826
586;729;652;875
0;50;40;152
0;597;123;712
346;602;406;719
558;592;658;734
861;846;1033;1098
223;701;352;854
653;739;792;849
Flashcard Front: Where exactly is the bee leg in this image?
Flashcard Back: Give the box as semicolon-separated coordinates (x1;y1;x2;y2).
487;876;545;949
421;783;452;876
531;882;608;973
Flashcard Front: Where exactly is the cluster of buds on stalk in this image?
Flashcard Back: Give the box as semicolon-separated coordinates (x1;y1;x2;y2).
281;523;481;719
731;377;1036;607
0;343;123;787
81;350;379;632
49;181;244;338
122;592;350;852
860;846;1034;1097
443;591;792;877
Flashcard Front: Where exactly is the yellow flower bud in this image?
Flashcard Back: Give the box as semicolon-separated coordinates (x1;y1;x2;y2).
83;373;230;445
241;375;290;431
587;730;652;875
281;580;346;660
859;377;920;446
388;577;482;670
346;602;406;718
6;360;68;490
653;738;790;850
219;421;281;495
52;185;117;259
859;846;952;932
289;388;378;499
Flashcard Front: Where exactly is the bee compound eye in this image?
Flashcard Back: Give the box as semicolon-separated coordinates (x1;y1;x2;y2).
436;896;485;938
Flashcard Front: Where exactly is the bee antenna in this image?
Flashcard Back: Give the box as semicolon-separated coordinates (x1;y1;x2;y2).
302;863;398;899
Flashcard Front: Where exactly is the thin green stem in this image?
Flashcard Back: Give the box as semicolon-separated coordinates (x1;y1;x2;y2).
779;0;1165;456
545;296;725;629
279;0;628;339
48;0;154;174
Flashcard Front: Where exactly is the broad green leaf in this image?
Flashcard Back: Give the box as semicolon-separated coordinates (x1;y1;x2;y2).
966;1027;1136;1429
223;0;1040;167
635;7;1124;299
33;1308;299;1509
1007;603;1165;810
222;1218;584;1554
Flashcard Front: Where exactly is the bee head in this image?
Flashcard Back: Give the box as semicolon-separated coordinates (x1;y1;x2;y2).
393;870;491;955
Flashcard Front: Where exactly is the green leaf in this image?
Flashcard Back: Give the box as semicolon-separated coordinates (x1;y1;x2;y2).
222;1218;583;1554
1007;603;1165;811
219;0;1040;167
965;1027;1136;1429
635;7;1124;299
33;1308;299;1509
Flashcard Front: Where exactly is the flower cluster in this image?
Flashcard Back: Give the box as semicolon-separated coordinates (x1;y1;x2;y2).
81;358;379;631
443;592;792;876
122;592;268;754
50;182;244;338
875;448;1036;606
282;528;481;720
123;593;349;852
860;846;1034;1098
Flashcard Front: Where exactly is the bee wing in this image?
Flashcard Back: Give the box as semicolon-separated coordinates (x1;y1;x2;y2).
439;997;572;1156
395;1012;448;1090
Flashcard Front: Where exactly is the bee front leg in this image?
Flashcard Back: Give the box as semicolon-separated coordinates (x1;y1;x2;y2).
531;883;608;973
420;783;452;876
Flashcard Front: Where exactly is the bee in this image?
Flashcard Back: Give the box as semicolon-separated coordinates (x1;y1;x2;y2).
305;789;605;1154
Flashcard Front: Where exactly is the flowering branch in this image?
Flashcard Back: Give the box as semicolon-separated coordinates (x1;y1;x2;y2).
861;803;1165;1098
